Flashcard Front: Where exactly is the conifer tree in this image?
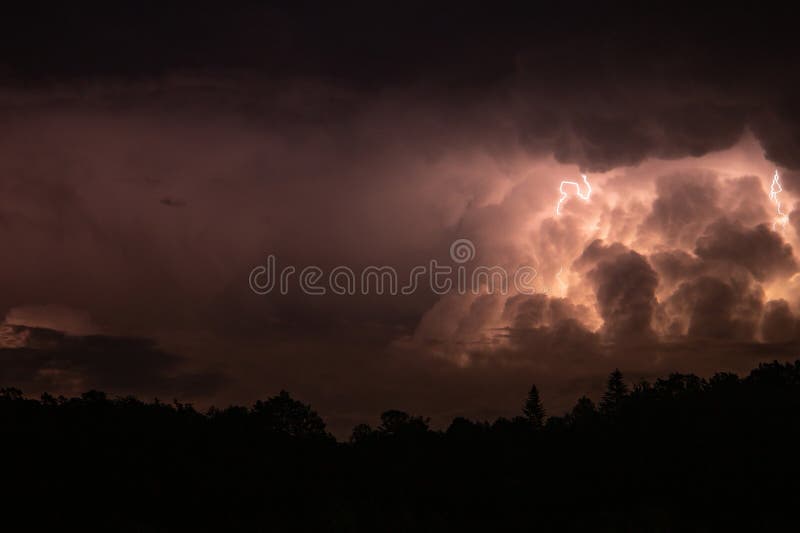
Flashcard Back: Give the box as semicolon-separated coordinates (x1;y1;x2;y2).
523;384;546;429
600;369;629;415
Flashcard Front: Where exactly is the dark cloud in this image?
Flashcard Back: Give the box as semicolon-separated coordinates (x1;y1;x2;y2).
502;294;587;332
664;276;764;341
1;3;800;174
649;250;704;287
751;100;800;172
500;318;601;365
588;250;659;344
761;300;798;343
640;172;721;247
0;326;223;398
694;219;798;282
551;101;748;172
572;240;630;272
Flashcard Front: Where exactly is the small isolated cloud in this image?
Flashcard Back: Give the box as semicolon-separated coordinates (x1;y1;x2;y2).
4;305;100;336
160;196;187;207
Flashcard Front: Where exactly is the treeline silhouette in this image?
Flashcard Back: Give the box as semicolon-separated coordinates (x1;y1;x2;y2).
4;361;800;530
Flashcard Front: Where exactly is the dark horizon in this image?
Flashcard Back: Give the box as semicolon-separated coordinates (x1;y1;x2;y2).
4;356;800;529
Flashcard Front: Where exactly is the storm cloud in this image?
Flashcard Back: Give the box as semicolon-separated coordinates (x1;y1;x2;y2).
3;3;800;435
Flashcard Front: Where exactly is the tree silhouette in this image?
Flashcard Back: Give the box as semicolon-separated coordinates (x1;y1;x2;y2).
251;390;328;438
350;423;374;443
2;359;800;529
569;395;597;427
0;387;23;401
378;409;430;435
523;384;546;429
600;369;629;415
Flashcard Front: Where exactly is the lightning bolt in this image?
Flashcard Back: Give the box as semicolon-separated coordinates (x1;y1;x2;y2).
769;170;789;230
553;174;592;294
555;174;592;216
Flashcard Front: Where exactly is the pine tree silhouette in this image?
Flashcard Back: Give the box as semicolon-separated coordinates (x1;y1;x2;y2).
523;384;546;429
600;369;629;415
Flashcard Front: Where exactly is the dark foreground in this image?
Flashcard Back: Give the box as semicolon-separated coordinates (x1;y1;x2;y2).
3;361;800;531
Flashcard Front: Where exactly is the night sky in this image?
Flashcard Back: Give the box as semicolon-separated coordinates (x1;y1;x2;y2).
3;2;800;435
